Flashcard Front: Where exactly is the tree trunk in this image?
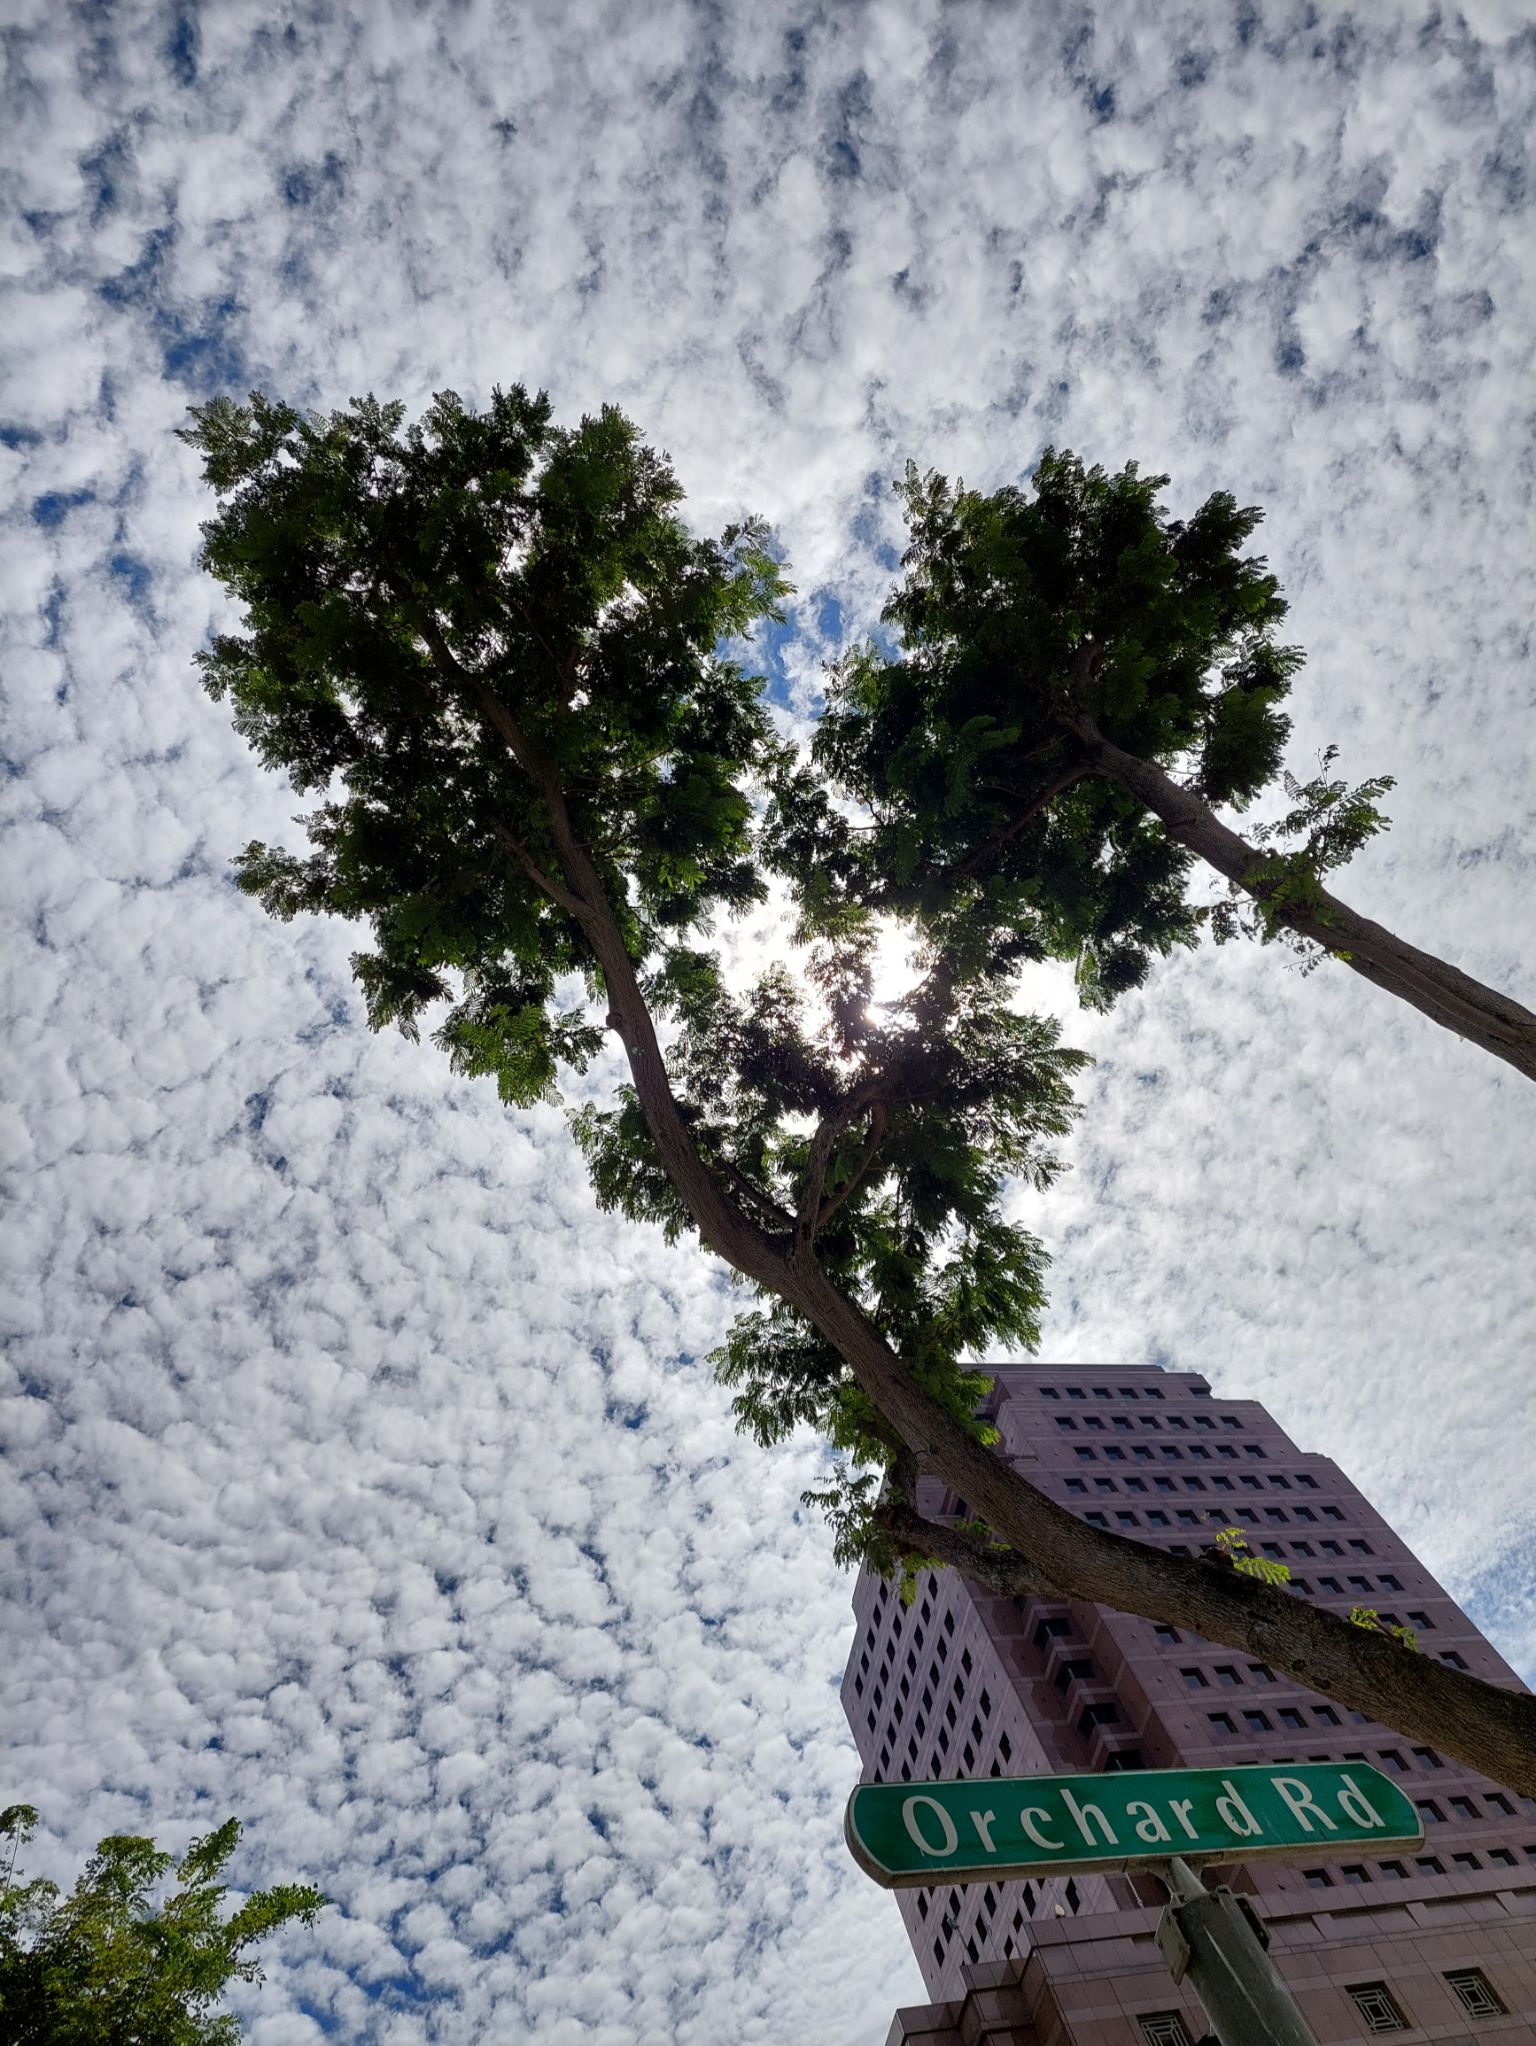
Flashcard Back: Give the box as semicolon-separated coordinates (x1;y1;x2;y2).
466;669;1536;1796
1072;718;1536;1083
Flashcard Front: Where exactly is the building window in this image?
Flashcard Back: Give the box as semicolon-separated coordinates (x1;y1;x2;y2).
1407;1609;1434;1630
1247;1663;1275;1684
1078;1703;1120;1735
1341;1864;1370;1884
1137;2016;1195;2046
1208;1712;1237;1735
1303;1868;1331;1888
1378;1860;1408;1878
1065;1478;1088;1495
1415;1855;1444;1875
1154;1623;1180;1644
1452;1852;1480;1871
1181;1668;1208;1689
1440;1651;1469;1670
1411;1745;1442;1769
1377;1750;1405;1773
1279;1708;1306;1730
1348;1982;1408;2033
1449;1796;1478;1821
1064;1878;1081;1913
1488;1847;1517;1867
1417;1801;1444;1825
1243;1710;1272;1733
1445;1968;1507;2018
1214;1665;1241;1686
1314;1706;1339;1726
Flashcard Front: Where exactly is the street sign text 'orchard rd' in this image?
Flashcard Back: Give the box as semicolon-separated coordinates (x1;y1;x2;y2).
845;1762;1422;1889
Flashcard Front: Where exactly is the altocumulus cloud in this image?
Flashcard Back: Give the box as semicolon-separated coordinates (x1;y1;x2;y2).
2;3;1534;2041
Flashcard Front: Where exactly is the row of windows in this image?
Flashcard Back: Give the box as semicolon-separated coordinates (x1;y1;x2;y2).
1039;1383;1169;1400
1054;1411;1243;1432
924;1870;1085;1972
1070;1439;1274;1464
1137;1969;1510;2042
1308;1850;1533;1885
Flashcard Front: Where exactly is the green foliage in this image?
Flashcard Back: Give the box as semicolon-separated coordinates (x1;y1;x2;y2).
1210;747;1396;964
185;388;1087;1575
0;1805;325;2045
776;448;1379;1007
1349;1606;1419;1651
179;386;790;1106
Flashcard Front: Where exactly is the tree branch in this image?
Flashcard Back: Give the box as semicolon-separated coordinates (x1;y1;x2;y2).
1063;708;1536;1082
815;1101;888;1232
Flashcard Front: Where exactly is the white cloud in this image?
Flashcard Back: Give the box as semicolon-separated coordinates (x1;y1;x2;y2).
3;3;1533;2041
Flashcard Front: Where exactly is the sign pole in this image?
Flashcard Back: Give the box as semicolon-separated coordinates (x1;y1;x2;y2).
1150;1856;1319;2046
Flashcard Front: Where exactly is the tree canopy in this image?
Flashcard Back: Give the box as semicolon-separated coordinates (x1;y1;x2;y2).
178;386;1536;1796
777;451;1536;1074
0;1805;325;2045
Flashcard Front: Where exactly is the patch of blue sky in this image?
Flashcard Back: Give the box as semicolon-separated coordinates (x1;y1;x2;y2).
31;488;96;527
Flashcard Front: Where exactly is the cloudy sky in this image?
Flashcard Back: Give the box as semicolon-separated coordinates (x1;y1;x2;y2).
4;3;1534;2041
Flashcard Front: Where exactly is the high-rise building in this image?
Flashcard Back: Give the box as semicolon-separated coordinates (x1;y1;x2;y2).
843;1363;1536;2044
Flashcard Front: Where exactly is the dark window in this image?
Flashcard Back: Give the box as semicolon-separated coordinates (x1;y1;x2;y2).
1208;1712;1237;1735
1440;1651;1469;1670
1055;1416;1077;1431
1215;1666;1241;1687
1035;1617;1071;1648
1117;1511;1138;1527
1181;1668;1208;1689
1486;1792;1514;1817
1378;1859;1407;1878
1411;1745;1442;1769
1086;1511;1109;1527
1075;1447;1095;1463
1247;1663;1275;1684
1407;1609;1434;1630
1084;1416;1105;1432
1064;1878;1081;1913
1452;1852;1480;1871
1314;1706;1339;1726
1078;1702;1120;1733
1347;1982;1407;2033
1488;1847;1517;1867
1349;1539;1372;1555
1279;1709;1306;1730
999;1732;1011;1762
1055;1658;1097;1692
1445;1969;1507;2018
1377;1750;1405;1773
1341;1864;1370;1884
1104;1447;1126;1463
1450;1796;1478;1820
1065;1478;1088;1495
1243;1711;1272;1733
1415;1855;1443;1874
1417;1801;1444;1825
1154;1623;1179;1644
961;1649;973;1674
1303;1868;1332;1889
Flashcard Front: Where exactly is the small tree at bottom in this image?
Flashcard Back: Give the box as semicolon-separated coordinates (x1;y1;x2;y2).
0;1804;326;2045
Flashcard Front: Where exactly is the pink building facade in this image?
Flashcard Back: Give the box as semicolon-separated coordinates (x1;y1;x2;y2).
842;1363;1536;2044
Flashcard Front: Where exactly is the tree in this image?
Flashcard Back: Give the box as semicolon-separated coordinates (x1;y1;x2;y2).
786;452;1536;1079
0;1804;325;2044
178;388;1536;1795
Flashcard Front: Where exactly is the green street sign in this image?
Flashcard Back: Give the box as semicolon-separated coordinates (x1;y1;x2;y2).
846;1762;1422;1889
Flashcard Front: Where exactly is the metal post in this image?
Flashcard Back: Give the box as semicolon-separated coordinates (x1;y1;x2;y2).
1150;1857;1319;2046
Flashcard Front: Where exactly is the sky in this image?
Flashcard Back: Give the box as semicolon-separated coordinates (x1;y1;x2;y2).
3;3;1534;2042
